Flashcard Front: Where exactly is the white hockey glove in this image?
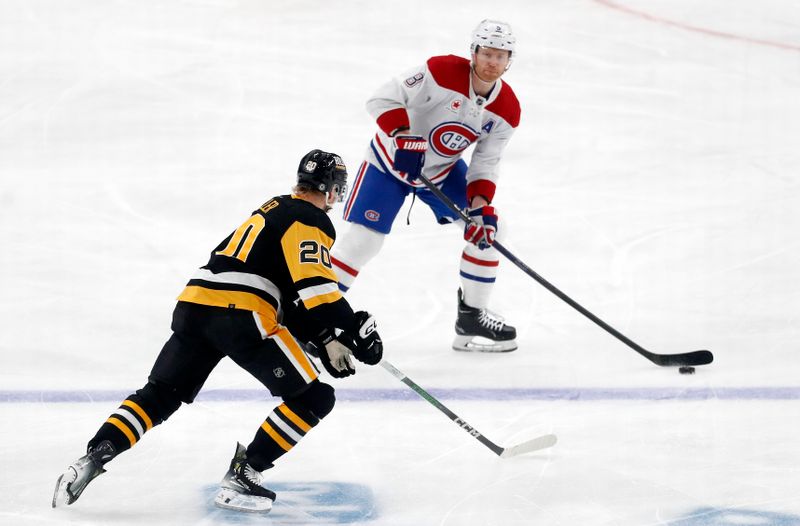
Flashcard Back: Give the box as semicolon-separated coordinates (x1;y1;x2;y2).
463;205;498;249
313;329;356;378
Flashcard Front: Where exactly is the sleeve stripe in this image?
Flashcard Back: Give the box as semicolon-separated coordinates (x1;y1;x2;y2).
297;282;340;302
302;289;343;309
376;107;410;136
466;179;497;204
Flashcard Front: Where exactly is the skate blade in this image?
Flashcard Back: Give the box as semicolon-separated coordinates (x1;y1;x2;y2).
52;465;83;508
214;487;273;513
452;335;518;353
52;474;65;508
52;472;75;508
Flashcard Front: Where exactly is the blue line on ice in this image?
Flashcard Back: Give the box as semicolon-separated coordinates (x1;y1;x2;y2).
1;387;798;403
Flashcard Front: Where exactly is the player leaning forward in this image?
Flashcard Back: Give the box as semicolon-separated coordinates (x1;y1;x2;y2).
333;20;520;352
52;150;383;513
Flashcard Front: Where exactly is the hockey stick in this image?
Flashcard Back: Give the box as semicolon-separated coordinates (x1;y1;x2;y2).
380;360;557;458
414;173;713;368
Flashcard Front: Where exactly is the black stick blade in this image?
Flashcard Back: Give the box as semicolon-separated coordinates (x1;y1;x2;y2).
652;350;714;367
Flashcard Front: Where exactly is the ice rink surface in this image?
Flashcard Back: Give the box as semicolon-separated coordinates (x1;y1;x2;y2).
1;0;799;524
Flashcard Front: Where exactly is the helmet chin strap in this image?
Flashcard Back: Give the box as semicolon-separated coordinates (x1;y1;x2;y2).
323;187;341;211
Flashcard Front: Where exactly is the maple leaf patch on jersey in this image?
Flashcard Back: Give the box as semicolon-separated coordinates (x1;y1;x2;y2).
447;99;463;113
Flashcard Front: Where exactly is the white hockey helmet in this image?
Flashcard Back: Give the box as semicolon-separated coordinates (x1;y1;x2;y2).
470;19;515;56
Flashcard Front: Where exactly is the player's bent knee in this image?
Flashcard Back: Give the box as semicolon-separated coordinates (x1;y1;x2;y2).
284;380;336;422
134;380;183;425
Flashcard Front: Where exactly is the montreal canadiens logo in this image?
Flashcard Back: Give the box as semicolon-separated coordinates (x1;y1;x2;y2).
429;122;479;157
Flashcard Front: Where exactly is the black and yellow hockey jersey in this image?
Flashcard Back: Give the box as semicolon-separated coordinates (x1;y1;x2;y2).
177;194;353;337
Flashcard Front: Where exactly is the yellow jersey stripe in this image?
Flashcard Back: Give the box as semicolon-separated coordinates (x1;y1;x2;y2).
122;400;153;431
273;329;318;381
107;417;137;447
302;289;343;310
177;286;279;332
260;421;293;452
190;268;282;303
253;312;279;338
277;404;312;433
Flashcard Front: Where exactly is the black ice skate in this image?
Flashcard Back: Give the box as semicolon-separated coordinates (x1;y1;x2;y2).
453;288;518;352
214;442;276;513
52;440;116;507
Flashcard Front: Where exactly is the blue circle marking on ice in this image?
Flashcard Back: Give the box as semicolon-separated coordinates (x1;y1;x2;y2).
203;481;377;524
671;507;800;525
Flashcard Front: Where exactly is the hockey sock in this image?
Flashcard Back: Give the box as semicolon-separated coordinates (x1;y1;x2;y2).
245;402;319;471
246;382;335;471
86;381;181;459
331;256;359;292
88;395;155;458
330;223;386;292
459;246;500;309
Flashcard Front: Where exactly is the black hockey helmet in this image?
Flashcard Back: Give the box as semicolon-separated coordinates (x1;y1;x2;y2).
297;149;348;202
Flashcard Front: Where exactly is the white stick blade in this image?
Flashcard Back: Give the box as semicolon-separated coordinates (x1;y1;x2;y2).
500;434;558;458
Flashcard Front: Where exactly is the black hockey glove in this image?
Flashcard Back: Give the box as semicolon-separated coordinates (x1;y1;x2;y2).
312;328;356;379
343;311;383;365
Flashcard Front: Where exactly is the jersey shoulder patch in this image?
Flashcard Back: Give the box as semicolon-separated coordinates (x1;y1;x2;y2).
426;55;471;98
485;81;521;128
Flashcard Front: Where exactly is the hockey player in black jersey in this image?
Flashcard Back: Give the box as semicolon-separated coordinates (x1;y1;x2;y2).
52;149;383;513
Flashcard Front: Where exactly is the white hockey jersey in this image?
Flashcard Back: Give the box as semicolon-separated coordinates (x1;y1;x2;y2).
365;54;520;203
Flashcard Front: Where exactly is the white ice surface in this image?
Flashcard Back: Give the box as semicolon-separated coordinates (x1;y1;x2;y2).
1;0;799;524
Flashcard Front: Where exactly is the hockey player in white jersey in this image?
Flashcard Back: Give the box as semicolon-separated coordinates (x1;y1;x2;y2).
332;20;519;352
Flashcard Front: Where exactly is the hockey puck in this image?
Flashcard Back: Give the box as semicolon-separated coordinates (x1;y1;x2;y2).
679;366;696;375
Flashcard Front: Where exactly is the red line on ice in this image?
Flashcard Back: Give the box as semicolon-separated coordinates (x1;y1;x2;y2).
594;0;800;52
